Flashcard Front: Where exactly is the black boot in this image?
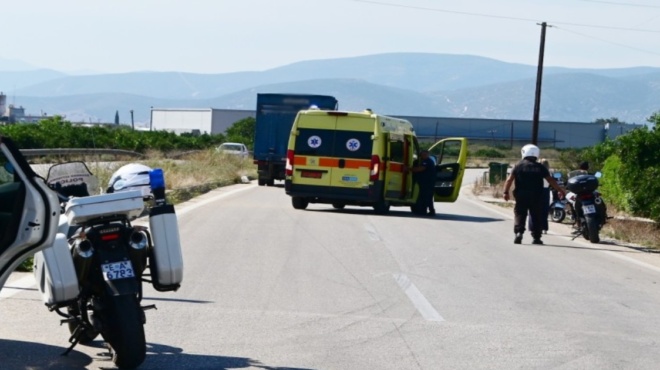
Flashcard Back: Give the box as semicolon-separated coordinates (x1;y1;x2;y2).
514;233;523;244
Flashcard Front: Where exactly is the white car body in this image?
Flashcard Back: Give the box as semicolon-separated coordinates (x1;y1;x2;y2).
217;142;249;159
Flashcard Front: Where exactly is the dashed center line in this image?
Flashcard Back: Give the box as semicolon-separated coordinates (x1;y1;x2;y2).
393;273;444;322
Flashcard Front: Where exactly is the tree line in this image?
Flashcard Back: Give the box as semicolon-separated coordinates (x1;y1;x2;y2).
0;116;227;152
581;112;660;222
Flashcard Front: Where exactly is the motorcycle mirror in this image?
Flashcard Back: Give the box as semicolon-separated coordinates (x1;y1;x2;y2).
595;171;602;178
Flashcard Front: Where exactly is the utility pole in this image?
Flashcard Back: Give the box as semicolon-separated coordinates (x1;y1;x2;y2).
130;110;134;130
532;22;551;145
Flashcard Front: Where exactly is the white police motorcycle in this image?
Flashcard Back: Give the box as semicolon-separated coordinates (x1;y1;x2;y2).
0;136;183;369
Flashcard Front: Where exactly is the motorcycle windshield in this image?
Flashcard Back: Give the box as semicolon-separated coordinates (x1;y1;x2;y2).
46;162;99;196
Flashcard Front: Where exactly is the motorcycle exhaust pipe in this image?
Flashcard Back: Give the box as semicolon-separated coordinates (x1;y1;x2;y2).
72;239;93;283
128;230;148;273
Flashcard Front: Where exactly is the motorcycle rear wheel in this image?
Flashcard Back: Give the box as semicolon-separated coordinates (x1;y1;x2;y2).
101;294;146;369
585;215;600;244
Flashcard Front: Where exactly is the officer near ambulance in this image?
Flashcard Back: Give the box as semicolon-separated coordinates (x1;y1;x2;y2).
409;150;437;216
503;144;566;245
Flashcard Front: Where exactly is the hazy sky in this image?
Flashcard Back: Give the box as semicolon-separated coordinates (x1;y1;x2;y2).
5;0;660;74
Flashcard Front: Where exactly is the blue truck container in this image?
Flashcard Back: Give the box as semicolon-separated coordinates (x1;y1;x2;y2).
253;93;338;186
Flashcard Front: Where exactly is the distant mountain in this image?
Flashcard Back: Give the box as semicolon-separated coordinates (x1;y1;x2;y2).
0;69;68;91
5;53;660;125
0;57;41;71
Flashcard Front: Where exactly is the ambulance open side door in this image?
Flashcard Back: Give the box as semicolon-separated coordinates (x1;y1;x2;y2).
428;137;468;203
0;136;59;290
383;133;414;201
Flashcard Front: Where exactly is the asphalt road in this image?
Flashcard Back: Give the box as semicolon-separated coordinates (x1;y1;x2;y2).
3;169;660;370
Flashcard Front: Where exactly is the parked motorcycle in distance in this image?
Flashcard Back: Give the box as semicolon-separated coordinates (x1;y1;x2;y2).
566;171;608;243
32;162;183;369
549;172;576;224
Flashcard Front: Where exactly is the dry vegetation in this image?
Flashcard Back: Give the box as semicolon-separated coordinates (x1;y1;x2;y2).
81;149;257;204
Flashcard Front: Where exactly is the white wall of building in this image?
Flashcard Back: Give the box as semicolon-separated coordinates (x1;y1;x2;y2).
151;109;213;134
150;108;254;135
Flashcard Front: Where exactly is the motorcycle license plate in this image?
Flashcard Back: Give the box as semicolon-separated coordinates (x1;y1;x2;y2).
101;260;135;281
583;204;597;215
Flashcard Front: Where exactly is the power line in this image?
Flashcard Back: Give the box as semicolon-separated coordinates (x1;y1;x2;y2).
555;26;660;57
579;0;660;9
350;0;660;33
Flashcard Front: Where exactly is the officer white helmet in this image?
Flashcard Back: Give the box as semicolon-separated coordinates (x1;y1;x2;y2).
521;144;540;159
107;163;153;198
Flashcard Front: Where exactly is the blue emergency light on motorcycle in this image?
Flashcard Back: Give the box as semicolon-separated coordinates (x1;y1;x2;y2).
149;168;167;205
149;168;165;191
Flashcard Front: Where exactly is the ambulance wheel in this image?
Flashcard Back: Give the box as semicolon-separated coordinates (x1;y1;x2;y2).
373;201;390;215
332;203;345;209
292;197;308;210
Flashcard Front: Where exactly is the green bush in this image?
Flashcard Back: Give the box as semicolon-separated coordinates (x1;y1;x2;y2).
0;116;226;152
616;126;660;222
599;155;628;212
473;148;505;158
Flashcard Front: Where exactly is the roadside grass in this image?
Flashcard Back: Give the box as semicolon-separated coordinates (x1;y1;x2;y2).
91;149;257;204
16;150;256;272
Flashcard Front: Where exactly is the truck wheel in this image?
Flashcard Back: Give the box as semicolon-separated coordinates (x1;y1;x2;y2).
332;203;345;209
292;197;308;210
266;179;275;186
258;179;266;186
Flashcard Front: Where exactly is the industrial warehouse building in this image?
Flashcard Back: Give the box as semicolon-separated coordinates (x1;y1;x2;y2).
150;108;255;135
150;107;641;149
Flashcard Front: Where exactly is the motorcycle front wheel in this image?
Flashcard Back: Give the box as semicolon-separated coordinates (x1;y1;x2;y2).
100;294;146;369
550;207;565;223
67;304;99;345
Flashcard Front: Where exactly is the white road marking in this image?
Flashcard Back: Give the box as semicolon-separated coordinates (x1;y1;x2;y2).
174;184;256;217
393;273;444;322
0;274;36;300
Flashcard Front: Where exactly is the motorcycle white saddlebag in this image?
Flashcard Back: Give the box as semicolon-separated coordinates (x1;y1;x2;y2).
65;190;144;226
149;205;183;287
33;234;79;305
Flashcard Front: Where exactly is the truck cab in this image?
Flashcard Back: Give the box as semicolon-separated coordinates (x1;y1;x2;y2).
0;136;60;290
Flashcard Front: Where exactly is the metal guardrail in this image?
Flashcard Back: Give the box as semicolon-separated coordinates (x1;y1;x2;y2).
19;148;144;158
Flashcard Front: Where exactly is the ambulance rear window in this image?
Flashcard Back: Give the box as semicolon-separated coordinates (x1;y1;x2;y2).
295;129;372;159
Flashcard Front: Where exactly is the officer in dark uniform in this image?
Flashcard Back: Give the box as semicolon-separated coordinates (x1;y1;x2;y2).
503;144;566;244
410;150;437;216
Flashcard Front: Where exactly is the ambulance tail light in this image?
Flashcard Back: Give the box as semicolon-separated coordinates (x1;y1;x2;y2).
285;149;294;176
370;155;381;181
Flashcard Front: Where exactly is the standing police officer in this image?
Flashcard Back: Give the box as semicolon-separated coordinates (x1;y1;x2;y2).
503;144;566;245
410;150;437;216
